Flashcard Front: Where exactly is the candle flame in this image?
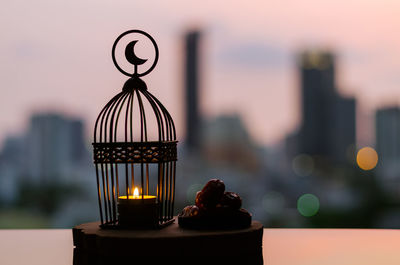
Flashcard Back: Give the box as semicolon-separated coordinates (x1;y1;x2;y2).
133;187;139;196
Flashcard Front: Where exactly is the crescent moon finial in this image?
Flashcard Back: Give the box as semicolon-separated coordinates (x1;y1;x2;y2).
112;30;159;78
125;41;147;66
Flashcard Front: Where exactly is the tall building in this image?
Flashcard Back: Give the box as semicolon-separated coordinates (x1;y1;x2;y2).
202;114;262;171
0;136;24;202
0;112;91;205
184;30;201;151
376;107;400;180
22;113;88;183
297;51;356;164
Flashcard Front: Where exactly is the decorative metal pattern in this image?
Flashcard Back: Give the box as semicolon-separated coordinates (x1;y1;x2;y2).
93;30;177;228
93;141;177;163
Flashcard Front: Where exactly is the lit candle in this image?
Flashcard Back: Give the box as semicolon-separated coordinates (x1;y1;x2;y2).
117;187;158;228
118;188;156;204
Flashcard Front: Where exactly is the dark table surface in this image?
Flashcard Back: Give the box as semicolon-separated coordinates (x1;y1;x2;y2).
1;228;400;265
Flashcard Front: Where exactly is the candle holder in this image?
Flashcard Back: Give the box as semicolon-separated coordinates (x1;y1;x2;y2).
92;30;177;229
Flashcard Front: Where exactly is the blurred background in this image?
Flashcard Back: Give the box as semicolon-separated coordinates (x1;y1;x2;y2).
0;0;400;228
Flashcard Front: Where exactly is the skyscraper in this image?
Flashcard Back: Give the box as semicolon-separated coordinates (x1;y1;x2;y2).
184;30;201;151
297;51;356;164
376;107;400;180
23;113;88;183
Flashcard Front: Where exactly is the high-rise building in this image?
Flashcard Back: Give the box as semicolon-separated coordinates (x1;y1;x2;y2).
332;97;356;163
202;114;261;171
0;136;24;202
0;112;91;204
23;113;88;183
297;51;356;164
376;107;400;180
184;30;201;151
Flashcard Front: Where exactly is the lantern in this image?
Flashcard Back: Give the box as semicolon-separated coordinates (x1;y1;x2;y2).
92;30;177;229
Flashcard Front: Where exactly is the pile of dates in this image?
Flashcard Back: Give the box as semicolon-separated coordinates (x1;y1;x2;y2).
178;179;252;229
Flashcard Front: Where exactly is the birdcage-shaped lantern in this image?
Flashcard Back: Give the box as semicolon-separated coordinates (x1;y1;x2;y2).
93;30;177;229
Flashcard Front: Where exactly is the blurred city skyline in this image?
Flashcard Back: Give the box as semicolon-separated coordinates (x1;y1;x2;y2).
2;23;400;228
1;0;400;148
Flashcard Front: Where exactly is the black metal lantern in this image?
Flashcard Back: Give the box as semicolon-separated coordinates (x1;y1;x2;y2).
92;30;177;229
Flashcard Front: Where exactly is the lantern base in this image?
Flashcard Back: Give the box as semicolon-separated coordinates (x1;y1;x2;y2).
73;219;263;265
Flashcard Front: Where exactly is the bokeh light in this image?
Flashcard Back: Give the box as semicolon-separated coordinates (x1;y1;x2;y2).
262;191;285;215
297;194;320;217
356;147;378;171
292;154;314;176
186;183;203;204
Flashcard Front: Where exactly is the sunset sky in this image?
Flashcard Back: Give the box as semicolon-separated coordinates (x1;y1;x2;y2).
1;0;400;147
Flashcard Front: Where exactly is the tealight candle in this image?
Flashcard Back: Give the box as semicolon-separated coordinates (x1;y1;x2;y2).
118;188;157;204
117;187;158;228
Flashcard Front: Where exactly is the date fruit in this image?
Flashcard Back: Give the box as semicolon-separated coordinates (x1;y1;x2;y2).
180;205;200;217
220;191;242;210
195;179;225;209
